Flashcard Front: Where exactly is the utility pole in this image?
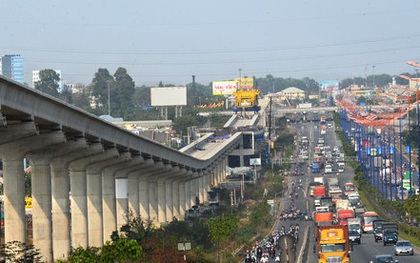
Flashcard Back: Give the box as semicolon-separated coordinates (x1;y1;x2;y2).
107;81;111;116
268;95;273;156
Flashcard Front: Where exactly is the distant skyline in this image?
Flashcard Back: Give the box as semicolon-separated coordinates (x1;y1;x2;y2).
1;0;420;87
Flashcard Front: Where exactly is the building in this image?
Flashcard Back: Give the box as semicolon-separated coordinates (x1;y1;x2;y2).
0;55;24;83
32;69;63;90
275;87;306;102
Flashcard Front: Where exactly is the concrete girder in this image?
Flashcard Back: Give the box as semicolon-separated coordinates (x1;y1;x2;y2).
0;131;66;244
0;121;38;145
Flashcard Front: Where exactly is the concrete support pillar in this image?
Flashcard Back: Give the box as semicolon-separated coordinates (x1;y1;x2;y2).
1;154;26;243
85;148;120;247
115;177;128;231
157;180;166;222
178;180;186;218
198;175;204;205
102;170;116;242
139;176;150;219
28;158;52;261
148;181;158;221
0;131;64;248
128;173;139;216
171;180;180;220
69;145;120;248
50;140;99;260
101;154;132;241
202;173;210;204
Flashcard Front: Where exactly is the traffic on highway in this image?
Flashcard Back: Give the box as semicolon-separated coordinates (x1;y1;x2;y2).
246;111;420;262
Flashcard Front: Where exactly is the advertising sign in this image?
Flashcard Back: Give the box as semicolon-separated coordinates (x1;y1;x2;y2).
151;86;187;106
234;77;254;90
212;77;254;95
319;80;339;92
212;80;237;95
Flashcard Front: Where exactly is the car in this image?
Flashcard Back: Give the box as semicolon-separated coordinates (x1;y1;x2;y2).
348;230;361;244
370;254;399;263
394;240;414;256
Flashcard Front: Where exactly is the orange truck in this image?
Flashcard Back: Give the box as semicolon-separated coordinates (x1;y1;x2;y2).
313;185;327;206
337;209;355;226
315;212;335;241
316;225;350;263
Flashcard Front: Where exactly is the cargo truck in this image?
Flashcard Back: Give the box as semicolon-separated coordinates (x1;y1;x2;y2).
316;225;351;263
314;185;327;206
348;217;362;235
382;222;398;246
337;209;355;226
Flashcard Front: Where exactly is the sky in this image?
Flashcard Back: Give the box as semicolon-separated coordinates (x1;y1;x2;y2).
1;0;420;87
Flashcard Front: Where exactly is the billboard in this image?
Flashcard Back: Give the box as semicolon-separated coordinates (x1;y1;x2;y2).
151;86;187;106
212;80;237;95
212;77;254;95
319;80;339;92
235;77;254;90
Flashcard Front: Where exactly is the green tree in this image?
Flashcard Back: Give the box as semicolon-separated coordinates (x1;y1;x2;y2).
72;84;92;112
205;214;238;246
100;238;144;262
34;69;60;98
404;194;420;222
1;241;43;263
249;202;271;227
113;67;135;119
90;68;113;115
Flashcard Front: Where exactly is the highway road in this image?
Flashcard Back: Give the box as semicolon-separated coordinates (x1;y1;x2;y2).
291;114;420;262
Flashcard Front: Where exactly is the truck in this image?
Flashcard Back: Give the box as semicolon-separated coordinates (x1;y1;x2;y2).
382;222;398;246
316;225;350;263
320;197;335;212
337;209;355;226
348;217;362;235
315;212;335;238
313;185;327;206
327;178;339;188
314;176;325;185
308;181;323;197
343;182;356;196
312;162;321;173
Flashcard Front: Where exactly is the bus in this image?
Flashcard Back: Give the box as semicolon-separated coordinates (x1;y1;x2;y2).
361;211;379;233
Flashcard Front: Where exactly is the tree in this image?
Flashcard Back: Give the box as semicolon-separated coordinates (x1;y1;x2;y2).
205;214;238;246
90;68;113;115
72;84;93;112
113;67;135;119
404;194;420;222
34;69;60;98
100;238;144;262
1;241;43;263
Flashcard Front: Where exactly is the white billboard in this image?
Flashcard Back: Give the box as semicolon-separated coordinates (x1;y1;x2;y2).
151;86;187;106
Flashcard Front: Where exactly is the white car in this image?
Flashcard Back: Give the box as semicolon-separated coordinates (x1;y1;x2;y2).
325;165;333;174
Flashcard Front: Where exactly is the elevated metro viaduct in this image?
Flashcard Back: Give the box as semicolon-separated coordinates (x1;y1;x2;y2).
0;76;241;262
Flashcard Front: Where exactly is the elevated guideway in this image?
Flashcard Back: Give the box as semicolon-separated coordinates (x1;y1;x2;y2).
0;75;240;262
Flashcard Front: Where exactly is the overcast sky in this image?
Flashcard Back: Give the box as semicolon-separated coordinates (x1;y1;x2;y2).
1;0;420;87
